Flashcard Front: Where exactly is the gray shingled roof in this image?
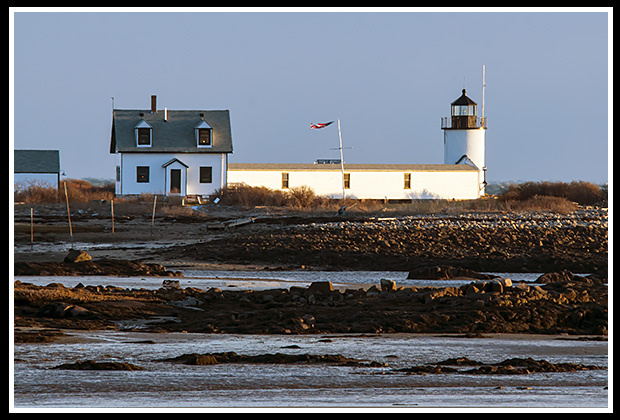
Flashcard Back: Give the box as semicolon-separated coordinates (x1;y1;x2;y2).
110;109;233;153
14;150;60;174
228;163;477;172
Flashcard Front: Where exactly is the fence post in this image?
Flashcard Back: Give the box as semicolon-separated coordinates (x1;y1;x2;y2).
30;207;34;247
63;182;74;248
111;199;115;234
151;195;157;236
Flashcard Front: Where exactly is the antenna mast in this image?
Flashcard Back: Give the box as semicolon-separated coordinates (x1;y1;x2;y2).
482;65;486;120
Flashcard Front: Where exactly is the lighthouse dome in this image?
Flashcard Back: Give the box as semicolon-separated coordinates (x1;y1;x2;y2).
451;89;477;106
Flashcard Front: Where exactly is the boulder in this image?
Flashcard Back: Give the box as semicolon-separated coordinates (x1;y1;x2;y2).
536;271;574;284
38;302;93;318
63;249;92;263
306;281;334;294
366;285;381;296
162;279;181;289
380;278;397;292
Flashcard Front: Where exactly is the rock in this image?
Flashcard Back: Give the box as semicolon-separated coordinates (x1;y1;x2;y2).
407;265;498;280
162;279;181;289
366;285;381;296
175;296;203;307
380;278;397;292
306;281;334;294
37;302;93;319
63;249;92;263
490;280;503;293
302;314;316;325
53;360;143;371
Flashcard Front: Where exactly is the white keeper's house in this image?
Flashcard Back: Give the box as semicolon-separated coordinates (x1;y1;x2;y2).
111;88;487;200
110;96;232;197
228;88;488;200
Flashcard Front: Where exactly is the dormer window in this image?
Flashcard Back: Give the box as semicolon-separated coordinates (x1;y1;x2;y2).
195;120;212;147
135;120;152;147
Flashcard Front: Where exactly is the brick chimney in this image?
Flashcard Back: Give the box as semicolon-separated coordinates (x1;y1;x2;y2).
151;95;157;113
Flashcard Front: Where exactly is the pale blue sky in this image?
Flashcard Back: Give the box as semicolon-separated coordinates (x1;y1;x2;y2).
11;9;610;183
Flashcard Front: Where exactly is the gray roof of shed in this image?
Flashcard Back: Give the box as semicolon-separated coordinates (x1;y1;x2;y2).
14;150;60;174
110;109;233;153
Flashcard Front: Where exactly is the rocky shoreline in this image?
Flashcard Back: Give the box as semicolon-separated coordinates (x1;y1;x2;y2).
13;208;609;341
159;209;608;273
14;264;608;341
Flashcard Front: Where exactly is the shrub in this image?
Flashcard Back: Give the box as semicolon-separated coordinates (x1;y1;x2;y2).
285;186;318;208
216;184;288;207
498;181;605;206
14;180;59;203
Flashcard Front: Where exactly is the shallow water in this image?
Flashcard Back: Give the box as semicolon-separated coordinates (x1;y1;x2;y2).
13;269;545;291
12;332;608;409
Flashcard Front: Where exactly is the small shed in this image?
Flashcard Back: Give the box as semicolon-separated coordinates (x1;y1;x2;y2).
14;149;61;190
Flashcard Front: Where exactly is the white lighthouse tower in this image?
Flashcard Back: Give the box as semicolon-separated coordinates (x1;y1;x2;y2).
441;87;488;196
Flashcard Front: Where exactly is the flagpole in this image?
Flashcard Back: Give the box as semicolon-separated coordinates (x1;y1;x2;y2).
337;119;345;200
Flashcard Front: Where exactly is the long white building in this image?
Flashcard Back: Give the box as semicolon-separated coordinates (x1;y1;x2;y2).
228;163;480;200
229;88;488;200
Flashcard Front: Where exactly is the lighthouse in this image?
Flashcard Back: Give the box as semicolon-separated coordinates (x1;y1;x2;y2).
441;88;488;196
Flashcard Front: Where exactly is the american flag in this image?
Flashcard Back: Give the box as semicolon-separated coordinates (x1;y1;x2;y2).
310;121;334;130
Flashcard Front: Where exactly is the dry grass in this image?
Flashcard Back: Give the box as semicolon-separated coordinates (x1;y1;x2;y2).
14;179;115;204
14;179;606;217
14;282;157;307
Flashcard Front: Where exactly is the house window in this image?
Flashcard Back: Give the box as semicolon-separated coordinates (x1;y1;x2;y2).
199;166;213;183
195;120;213;147
198;129;211;146
281;172;289;189
136;166;150;183
404;173;411;189
343;173;351;189
135;120;153;147
137;128;151;146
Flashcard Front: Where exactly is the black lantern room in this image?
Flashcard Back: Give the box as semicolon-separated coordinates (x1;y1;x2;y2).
450;89;478;129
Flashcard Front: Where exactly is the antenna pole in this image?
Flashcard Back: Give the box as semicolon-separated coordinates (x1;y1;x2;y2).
482;65;486;121
337;119;345;200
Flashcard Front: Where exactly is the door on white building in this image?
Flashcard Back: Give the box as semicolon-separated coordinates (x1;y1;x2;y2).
170;169;182;194
163;158;188;196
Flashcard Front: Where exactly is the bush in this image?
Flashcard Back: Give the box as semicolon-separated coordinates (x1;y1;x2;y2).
14;180;59;203
285;186;318;208
498;181;605;206
216;184;333;209
14;179;115;204
216;184;288;207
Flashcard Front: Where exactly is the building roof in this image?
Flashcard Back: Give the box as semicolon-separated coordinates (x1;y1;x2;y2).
229;163;478;172
14;149;60;174
110;109;233;154
451;89;477;106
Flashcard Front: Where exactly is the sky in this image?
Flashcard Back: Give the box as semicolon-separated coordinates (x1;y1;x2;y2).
10;8;611;184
